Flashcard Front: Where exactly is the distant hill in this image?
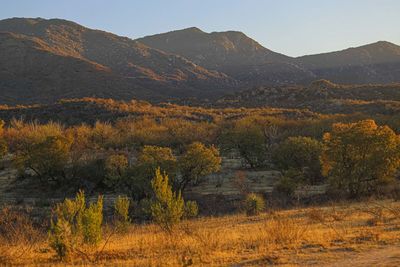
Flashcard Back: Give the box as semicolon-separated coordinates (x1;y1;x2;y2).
138;27;314;86
138;29;400;87
0;18;236;104
296;41;400;84
214;80;400;115
1;17;400;105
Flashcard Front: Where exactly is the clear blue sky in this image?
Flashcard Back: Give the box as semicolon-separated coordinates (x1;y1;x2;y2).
1;0;399;57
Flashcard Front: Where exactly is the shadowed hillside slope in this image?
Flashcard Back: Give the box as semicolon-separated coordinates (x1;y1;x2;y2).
297;41;400;84
138;27;315;86
0;18;237;104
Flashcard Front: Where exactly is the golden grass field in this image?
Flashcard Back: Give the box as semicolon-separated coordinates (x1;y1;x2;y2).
2;200;400;266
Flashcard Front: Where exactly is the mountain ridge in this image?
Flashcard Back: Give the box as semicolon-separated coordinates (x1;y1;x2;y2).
1;17;400;105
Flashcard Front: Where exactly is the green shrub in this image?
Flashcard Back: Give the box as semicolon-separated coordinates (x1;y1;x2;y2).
49;190;103;260
274;174;298;198
134;198;152;221
184;201;199;219
114;196;131;233
273;136;323;184
82;196;103;245
244;193;265;216
48;219;74;260
151;168;184;232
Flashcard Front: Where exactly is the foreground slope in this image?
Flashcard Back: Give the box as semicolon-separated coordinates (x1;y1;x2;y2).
2;199;400;266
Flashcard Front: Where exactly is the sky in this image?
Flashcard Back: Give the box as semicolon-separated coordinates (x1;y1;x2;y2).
1;0;399;57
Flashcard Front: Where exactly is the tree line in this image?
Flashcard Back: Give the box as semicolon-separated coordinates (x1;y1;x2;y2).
0;116;399;201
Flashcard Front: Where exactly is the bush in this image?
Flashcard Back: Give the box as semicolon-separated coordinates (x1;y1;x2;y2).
114;196;131;233
134;198;152;221
81;196;103;245
184;201;199;219
0;139;6;160
0;207;42;261
233;170;250;196
151;168;184;232
49;191;103;260
274;171;300;198
104;154;128;188
273;136;323;184
244;193;265;216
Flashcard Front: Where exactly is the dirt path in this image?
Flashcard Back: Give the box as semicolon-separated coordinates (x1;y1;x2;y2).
326;246;400;267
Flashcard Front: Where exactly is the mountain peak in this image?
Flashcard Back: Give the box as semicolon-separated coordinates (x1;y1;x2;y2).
180;27;204;33
359;40;400;51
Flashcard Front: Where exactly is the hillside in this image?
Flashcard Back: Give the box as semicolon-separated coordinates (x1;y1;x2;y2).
0;18;236;104
138;27;314;85
0;32;156;104
215;80;400;115
139;28;400;86
1;17;400;105
297;41;400;84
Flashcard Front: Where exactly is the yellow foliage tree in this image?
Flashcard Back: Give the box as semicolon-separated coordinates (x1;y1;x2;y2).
322;120;400;197
178;142;221;190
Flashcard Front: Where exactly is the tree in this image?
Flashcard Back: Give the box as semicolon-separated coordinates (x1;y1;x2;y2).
123;146;177;200
321;120;400;197
273;136;323;184
15;135;72;182
178;142;221;190
150;168;184;232
137;145;177;178
222;116;277;168
104;154;129;188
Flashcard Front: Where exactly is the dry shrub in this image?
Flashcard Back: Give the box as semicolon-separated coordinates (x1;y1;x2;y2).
233;170;250;196
306;208;326;223
265;216;307;248
0;206;43;263
305;206;351;240
356;203;388;226
360;201;400;223
355;228;381;243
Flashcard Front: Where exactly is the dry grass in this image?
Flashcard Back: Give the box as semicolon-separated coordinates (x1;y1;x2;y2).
2;200;400;266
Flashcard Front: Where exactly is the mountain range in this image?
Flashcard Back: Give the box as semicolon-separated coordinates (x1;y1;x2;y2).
1;17;400;105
